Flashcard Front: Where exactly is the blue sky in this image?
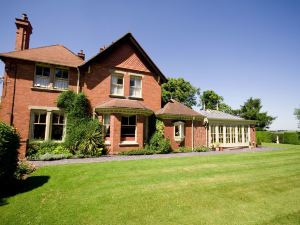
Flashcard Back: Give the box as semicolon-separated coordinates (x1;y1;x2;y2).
0;0;299;130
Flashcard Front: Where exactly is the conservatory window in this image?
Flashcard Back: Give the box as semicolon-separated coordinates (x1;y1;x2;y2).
226;127;231;143
211;125;216;143
238;126;242;143
244;126;249;143
219;125;224;143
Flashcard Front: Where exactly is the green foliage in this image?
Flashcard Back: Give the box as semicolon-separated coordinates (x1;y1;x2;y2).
57;91;105;156
294;107;300;128
119;149;155;155
283;132;299;145
256;131;273;143
162;77;200;108
238;98;276;130
194;146;210;152
0;122;20;183
145;120;172;154
27;140;72;160
175;146;193;153
14;161;36;180
200;90;224;110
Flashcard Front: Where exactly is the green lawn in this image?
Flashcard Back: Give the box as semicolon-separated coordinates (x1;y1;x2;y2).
1;143;300;225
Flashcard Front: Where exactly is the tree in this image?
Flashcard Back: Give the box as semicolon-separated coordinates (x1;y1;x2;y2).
162;77;200;108
238;97;276;130
294;107;300;128
200;90;223;110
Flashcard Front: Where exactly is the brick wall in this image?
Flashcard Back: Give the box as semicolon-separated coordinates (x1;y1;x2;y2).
163;119;207;150
0;59;77;158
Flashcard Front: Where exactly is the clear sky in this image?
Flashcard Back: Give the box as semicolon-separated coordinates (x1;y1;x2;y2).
0;0;299;130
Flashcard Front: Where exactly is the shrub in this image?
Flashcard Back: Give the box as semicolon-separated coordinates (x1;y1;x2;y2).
271;132;284;143
256;131;273;143
120;149;155;155
194;146;210;152
15;161;36;180
283;132;299;145
26;141;72;160
0;122;20;183
175;147;192;153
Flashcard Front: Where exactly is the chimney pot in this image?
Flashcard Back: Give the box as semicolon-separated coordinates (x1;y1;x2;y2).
77;50;85;60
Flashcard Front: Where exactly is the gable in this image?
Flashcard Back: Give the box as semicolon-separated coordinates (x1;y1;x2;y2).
80;33;167;82
101;42;150;73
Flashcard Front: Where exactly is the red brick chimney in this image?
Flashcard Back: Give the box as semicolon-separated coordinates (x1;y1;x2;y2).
15;13;32;51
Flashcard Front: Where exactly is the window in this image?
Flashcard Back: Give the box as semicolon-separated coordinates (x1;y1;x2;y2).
232;127;236;143
226;127;231;143
111;74;124;95
103;114;110;137
31;110;66;141
219;125;224;143
33;112;47;139
121;116;136;137
54;68;68;90
34;65;50;88
130;76;142;97
51;113;65;140
244;126;249;143
238;126;242;143
174;121;185;142
211;125;216;143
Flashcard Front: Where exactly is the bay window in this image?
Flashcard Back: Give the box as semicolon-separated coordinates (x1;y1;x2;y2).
121;116;136;137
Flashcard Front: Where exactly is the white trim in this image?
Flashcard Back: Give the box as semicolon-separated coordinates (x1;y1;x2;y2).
174;121;185;142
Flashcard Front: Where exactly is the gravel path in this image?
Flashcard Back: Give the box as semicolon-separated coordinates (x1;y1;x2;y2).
30;147;284;167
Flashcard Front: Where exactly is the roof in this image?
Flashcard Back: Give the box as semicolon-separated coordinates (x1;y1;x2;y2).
156;99;203;120
80;33;167;83
95;98;153;115
0;45;83;67
198;109;255;124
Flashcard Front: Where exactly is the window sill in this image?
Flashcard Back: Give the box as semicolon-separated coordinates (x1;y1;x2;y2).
174;137;185;142
105;141;111;146
128;96;143;100
119;141;139;146
109;94;126;99
31;87;68;93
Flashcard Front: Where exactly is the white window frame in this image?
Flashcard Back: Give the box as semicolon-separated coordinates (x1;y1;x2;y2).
30;109;66;142
174;121;185;142
34;65;51;88
54;67;69;90
129;75;142;98
103;114;110;137
110;73;124;96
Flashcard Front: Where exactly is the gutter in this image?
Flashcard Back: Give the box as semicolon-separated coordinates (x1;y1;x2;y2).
76;67;80;94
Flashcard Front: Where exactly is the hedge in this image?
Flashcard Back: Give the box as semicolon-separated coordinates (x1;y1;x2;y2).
256;130;299;145
256;131;273;143
283;132;299;145
0;122;20;183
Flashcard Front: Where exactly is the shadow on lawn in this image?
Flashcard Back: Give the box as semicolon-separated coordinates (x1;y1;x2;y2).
0;176;50;206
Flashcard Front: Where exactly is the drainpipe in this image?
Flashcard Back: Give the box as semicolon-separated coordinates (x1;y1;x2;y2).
76;67;80;94
192;116;195;151
10;63;17;126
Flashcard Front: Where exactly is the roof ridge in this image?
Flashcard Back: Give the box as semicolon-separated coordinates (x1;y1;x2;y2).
0;44;62;54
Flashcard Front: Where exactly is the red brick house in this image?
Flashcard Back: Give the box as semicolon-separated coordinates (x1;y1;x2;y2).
0;15;256;158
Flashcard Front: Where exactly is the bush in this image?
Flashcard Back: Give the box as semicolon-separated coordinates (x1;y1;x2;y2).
283;132;299;145
271;132;284;143
256;131;273;143
15;161;36;180
194;146;210;152
120;149;155;155
27;141;72;160
0;122;20;183
65;119;105;156
175;147;192;153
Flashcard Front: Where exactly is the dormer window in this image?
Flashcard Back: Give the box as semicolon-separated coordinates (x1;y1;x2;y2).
130;76;142;98
174;121;185;142
54;68;69;90
34;65;50;88
110;74;124;96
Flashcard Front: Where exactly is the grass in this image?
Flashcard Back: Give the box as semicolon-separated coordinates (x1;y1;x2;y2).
1;143;300;225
